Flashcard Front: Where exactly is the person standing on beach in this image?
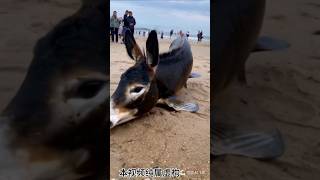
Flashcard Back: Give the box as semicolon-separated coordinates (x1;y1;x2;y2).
118;17;123;39
170;29;173;39
186;31;190;39
121;10;129;43
179;30;184;37
110;11;120;43
161;31;164;39
197;30;203;42
123;10;129;28
126;11;136;36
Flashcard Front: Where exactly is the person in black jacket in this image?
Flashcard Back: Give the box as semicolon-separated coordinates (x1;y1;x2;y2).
170;29;173;39
126;11;136;36
123;10;129;28
122;10;129;43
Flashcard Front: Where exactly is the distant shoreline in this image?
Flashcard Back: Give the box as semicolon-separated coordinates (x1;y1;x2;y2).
133;30;210;42
134;27;210;40
133;34;210;43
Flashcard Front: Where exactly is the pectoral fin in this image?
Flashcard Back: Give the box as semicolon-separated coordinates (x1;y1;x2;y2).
159;96;199;112
212;122;285;159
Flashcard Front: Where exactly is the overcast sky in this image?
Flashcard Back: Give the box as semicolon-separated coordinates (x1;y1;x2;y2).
110;0;210;36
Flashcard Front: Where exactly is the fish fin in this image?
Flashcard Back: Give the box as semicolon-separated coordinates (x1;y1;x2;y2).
212;122;285;159
253;36;290;52
162;96;199;112
189;72;201;78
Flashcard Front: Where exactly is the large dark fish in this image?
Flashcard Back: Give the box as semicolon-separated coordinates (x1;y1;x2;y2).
110;30;199;128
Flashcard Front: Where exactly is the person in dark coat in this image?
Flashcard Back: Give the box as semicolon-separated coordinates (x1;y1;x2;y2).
126;11;136;36
123;10;129;28
200;30;203;42
121;10;129;43
170;29;173;39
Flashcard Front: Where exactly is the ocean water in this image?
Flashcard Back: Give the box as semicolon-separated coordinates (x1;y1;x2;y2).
135;33;210;42
115;28;210;42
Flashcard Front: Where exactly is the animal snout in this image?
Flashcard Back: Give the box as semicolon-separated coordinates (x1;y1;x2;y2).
110;100;120;128
110;114;119;129
110;100;138;128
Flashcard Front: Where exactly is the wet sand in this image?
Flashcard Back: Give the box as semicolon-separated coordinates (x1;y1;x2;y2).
110;37;210;179
213;0;320;179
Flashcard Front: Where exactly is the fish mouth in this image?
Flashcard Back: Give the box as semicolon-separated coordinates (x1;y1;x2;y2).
110;101;137;129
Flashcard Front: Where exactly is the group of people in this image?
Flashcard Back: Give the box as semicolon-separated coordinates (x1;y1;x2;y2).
111;11;204;43
169;29;203;41
110;10;136;43
160;30;188;40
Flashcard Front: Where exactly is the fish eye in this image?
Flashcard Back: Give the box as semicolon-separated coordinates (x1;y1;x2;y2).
130;86;144;94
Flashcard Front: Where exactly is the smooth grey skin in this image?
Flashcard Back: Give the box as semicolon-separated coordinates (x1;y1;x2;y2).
213;0;287;159
157;36;199;112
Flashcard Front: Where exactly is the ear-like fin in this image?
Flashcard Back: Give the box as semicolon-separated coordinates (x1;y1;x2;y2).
124;29;143;61
212;123;285;159
146;30;159;67
252;36;290;52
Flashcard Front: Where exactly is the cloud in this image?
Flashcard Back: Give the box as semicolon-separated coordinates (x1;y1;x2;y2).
167;10;210;22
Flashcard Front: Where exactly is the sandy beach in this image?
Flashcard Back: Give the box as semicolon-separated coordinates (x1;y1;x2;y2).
213;0;320;179
0;0;80;111
110;37;210;179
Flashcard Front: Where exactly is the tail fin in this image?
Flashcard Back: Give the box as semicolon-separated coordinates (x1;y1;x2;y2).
212;121;285;159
